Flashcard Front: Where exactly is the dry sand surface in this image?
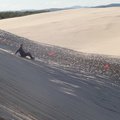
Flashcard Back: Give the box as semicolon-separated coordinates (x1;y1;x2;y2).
0;7;120;56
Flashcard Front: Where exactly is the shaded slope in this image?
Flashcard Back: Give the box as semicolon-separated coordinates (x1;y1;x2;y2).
0;49;120;120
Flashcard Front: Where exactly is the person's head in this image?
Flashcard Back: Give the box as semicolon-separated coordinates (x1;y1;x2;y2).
20;44;23;48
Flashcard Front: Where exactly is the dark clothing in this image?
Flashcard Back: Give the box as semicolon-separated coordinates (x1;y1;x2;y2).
15;46;26;57
15;46;34;59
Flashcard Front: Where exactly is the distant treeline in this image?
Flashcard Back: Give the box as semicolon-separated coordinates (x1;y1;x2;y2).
0;10;50;19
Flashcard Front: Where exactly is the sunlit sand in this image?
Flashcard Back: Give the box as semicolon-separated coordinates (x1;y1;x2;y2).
0;7;120;56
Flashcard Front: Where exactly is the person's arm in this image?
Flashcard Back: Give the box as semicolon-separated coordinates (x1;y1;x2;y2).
15;49;19;55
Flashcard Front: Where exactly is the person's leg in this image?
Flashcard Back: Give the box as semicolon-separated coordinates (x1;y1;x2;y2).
25;52;34;59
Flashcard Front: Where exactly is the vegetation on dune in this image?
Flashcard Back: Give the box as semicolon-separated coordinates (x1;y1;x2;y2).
0;10;50;19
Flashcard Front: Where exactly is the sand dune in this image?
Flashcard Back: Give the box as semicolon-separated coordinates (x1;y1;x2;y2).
1;48;120;120
0;8;120;56
1;8;120;120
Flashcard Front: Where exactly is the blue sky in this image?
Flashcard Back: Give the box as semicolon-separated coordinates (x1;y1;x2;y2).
0;0;120;11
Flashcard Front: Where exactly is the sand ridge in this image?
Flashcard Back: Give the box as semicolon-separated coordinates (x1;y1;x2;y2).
0;7;120;56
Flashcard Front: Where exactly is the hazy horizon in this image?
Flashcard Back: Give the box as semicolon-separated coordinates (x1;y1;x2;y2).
0;0;120;11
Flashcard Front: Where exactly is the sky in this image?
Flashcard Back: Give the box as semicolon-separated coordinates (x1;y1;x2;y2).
0;0;120;11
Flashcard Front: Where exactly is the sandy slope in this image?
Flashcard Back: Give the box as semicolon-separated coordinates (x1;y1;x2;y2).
0;8;120;56
1;48;120;120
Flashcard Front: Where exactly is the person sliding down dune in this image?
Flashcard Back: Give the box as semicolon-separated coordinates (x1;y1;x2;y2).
15;44;34;60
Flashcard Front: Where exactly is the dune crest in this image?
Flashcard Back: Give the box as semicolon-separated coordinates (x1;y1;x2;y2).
0;7;120;56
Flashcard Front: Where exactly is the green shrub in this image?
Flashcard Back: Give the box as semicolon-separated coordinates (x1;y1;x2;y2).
0;10;50;19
